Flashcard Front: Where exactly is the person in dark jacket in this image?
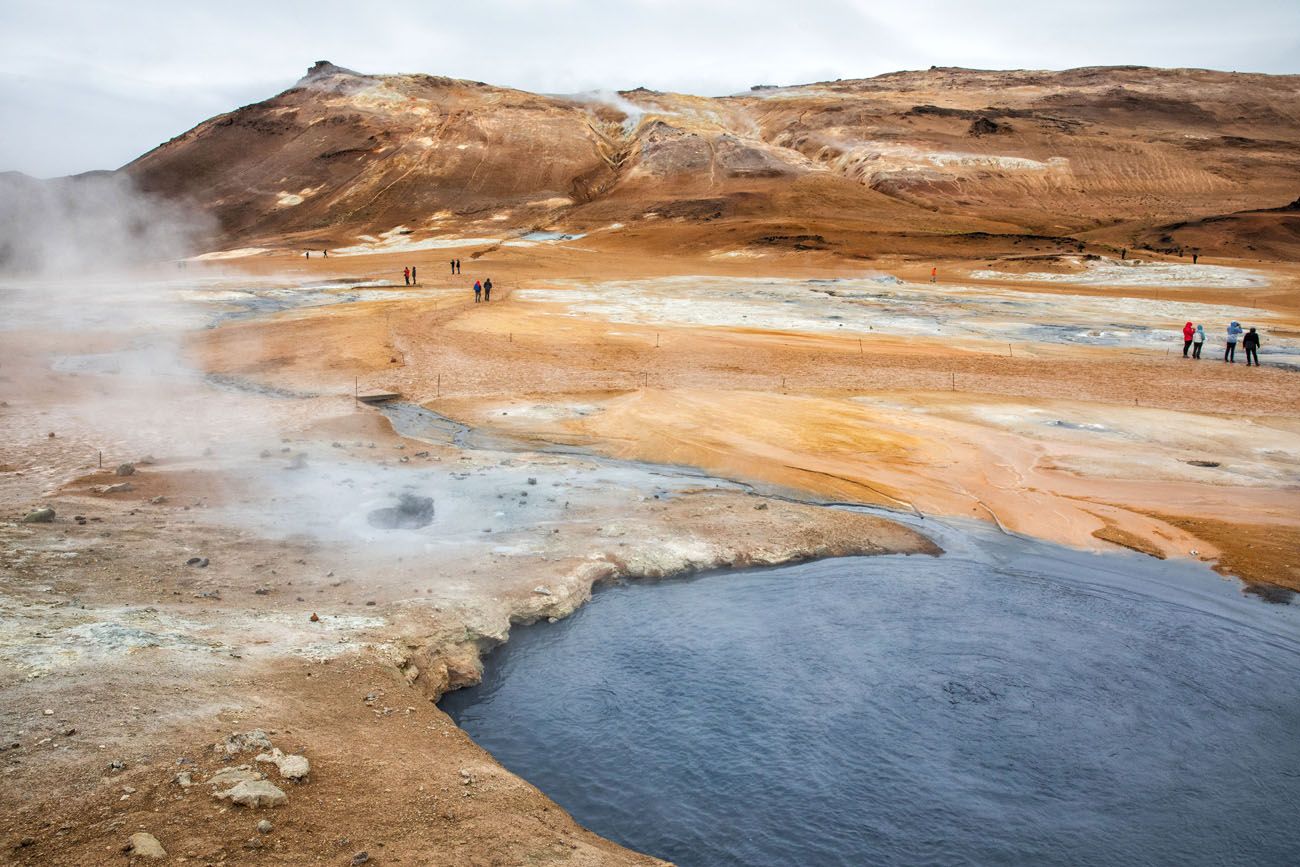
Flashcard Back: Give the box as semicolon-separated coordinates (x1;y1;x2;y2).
412;265;417;284
1182;321;1195;357
1243;327;1261;366
483;278;492;302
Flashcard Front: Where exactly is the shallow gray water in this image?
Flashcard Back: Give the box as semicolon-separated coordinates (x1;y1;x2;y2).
442;522;1300;866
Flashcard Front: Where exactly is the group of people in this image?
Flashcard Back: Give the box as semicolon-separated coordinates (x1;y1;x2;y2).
1182;321;1262;365
397;264;495;303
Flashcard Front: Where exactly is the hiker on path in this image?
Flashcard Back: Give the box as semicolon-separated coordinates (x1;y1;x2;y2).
450;259;456;274
483;277;492;302
455;258;461;274
1192;253;1199;265
1182;321;1195;357
930;266;937;283
1224;321;1242;363
323;249;328;258
1192;324;1205;359
412;265;417;284
1243;327;1261;366
473;280;482;303
1121;248;1127;260
403;267;410;286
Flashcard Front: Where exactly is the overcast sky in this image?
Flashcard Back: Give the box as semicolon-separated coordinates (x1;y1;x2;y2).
2;0;1297;177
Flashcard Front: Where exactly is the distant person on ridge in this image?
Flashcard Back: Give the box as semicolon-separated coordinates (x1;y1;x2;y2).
1192;253;1199;265
450;259;456;274
403;267;410;286
1224;321;1242;363
930;266;937;283
455;258;461;274
1243;327;1261;366
473;280;482;303
412;265;417;284
1121;248;1127;260
1182;321;1195;357
483;277;492;302
1192;324;1205;358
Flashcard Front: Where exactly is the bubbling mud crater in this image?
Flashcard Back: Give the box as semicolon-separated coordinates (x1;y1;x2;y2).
366;492;435;529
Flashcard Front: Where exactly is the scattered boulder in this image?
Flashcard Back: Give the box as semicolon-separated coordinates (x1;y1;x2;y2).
22;508;55;523
124;832;166;859
115;463;135;477
174;771;193;788
310;612;320;622
98;482;134;494
187;557;209;568
216;729;273;756
352;852;370;866
754;502;769;510
367;493;435;529
214;779;287;808
255;748;310;781
257;819;273;834
532;586;552;596
208;766;263;787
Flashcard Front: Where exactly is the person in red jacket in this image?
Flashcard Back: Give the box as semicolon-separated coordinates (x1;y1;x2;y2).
1182;321;1195;357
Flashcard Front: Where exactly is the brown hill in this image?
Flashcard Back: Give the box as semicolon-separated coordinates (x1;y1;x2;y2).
124;62;1300;259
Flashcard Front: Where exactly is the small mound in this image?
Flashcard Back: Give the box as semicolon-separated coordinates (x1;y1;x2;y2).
367;493;435;529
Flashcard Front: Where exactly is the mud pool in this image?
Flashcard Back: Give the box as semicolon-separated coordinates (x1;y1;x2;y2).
442;520;1300;866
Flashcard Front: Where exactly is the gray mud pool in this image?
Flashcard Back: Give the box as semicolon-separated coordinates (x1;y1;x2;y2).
441;519;1300;866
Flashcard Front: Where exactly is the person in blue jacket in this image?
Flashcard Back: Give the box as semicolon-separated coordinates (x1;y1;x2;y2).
1224;321;1242;363
1192;324;1205;359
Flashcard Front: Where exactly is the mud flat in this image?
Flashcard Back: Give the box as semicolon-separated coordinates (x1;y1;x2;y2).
2;243;1298;863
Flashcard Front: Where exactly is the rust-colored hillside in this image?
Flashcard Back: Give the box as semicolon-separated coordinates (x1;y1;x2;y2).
125;61;1300;258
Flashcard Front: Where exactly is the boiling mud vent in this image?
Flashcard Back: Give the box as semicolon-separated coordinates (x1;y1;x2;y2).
3;60;1300;866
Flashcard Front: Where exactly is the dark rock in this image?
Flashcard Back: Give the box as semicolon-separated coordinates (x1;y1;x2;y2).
367;493;434;529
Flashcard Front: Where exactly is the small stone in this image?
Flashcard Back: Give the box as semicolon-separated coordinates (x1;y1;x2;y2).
149;496;166;505
108;759;126;771
351;852;370;865
22;508;55;523
532;586;552;596
42;708;53;716
754;502;769;510
310;612;320;622
257;819;273;834
175;771;193;788
124;831;166;859
214;779;287;808
527;477;537;485
186;557;209;568
115;463;135;477
255;748;310;781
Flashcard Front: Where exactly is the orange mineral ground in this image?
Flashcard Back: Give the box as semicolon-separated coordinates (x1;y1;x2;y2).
2;61;1299;864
